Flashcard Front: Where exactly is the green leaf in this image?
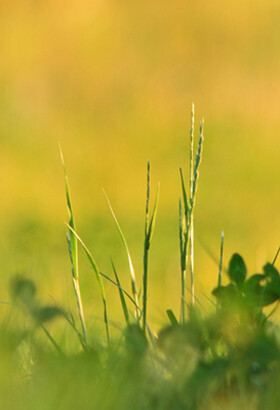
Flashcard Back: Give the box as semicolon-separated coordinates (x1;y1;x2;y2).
263;264;280;302
263;263;280;282
243;274;264;293
228;253;247;286
36;306;63;323
260;289;279;307
11;278;36;304
242;274;264;308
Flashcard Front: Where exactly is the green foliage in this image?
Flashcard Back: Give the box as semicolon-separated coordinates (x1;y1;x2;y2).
212;254;280;330
228;253;247;286
1;111;280;409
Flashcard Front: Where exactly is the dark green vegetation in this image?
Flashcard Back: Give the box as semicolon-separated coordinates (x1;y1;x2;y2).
2;253;280;410
1;112;280;410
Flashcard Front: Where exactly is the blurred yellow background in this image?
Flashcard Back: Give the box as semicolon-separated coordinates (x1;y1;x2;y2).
0;0;279;335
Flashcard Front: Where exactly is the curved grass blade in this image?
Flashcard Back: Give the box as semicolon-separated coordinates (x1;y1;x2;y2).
146;183;160;247
66;225;110;347
99;271;136;307
111;260;130;325
59;144;88;348
103;190;140;319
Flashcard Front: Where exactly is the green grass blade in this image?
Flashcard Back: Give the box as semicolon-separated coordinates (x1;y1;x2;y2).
179;169;189;323
143;162;150;334
191;119;204;206
61;310;87;349
40;324;65;356
179;198;184;259
144;160;151;238
66;224;110;347
99;271;137;307
103;190;140;319
111;260;130;325
59;144;88;348
147;182;160;247
143;161;160;334
59;144;78;280
166;309;179;326
189;102;195;198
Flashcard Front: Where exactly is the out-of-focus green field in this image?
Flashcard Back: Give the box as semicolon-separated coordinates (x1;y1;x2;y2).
0;0;280;335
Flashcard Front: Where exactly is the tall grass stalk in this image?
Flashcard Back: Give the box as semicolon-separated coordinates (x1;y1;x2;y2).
66;224;110;347
189;103;195;306
142;161;160;335
59;145;88;349
179;106;204;322
103;190;140;320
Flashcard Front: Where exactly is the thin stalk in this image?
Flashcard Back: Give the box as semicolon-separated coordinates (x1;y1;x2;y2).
189;104;195;306
179;197;186;323
40;324;65;356
272;246;280;266
218;231;225;287
59;144;88;348
179;108;204;320
142;162;160;335
142;161;150;334
189;119;204;306
190;223;194;305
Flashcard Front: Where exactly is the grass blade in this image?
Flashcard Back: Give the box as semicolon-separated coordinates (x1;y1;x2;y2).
59;144;88;348
66;224;110;347
179;169;189;323
146;183;160;246
179;197;187;323
179;108;204;316
143;161;160;334
103;190;140;319
111;260;130;326
166;309;179;326
99;271;137;307
189;102;195;199
179;168;189;218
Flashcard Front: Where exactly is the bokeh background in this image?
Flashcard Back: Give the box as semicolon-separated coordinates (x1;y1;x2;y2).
0;0;279;339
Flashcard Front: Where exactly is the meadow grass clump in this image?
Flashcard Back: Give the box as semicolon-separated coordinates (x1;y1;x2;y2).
1;107;280;410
